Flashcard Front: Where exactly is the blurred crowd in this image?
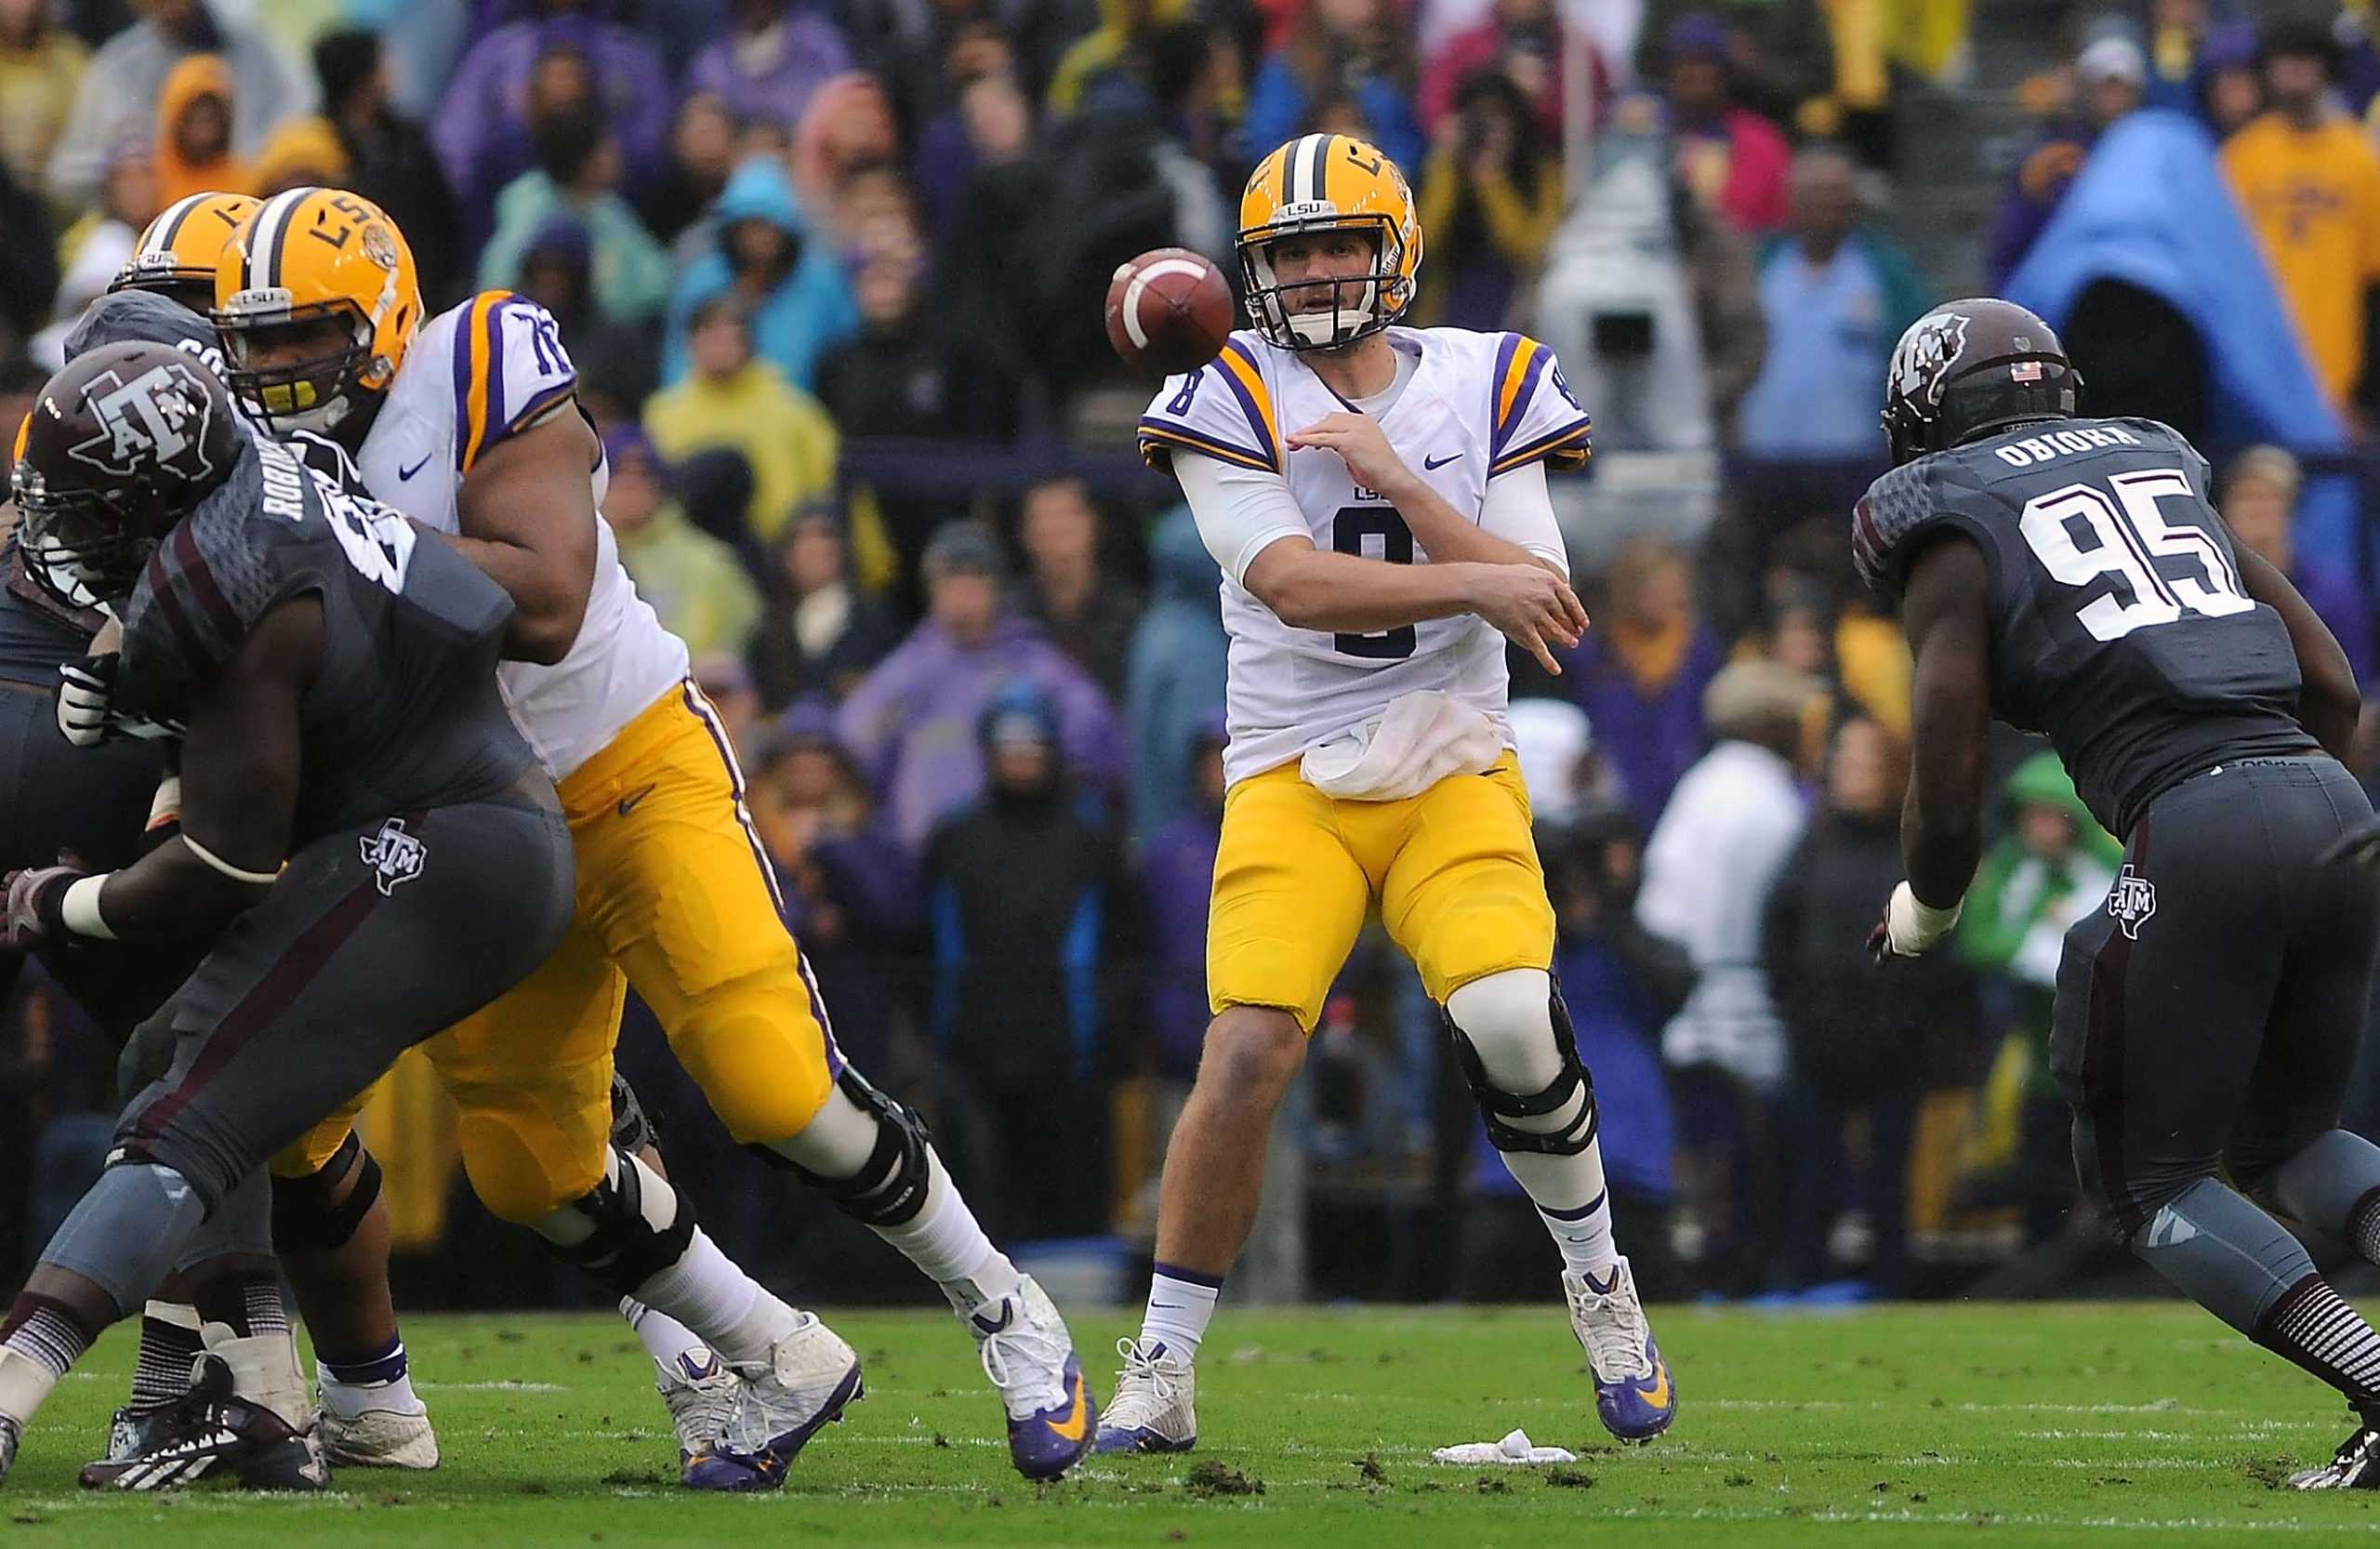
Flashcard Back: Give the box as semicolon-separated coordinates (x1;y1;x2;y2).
9;0;2380;1307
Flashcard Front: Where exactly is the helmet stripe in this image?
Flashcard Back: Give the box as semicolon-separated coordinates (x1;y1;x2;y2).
1306;133;1332;206
249;187;312;292
149;192;210;256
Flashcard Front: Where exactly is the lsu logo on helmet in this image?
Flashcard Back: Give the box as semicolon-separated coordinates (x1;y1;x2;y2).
213;187;420;436
1236;133;1422;351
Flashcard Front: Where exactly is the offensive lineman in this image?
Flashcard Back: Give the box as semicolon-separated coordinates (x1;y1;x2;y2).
206;188;1094;1485
1858;298;2380;1489
1101;134;1675;1454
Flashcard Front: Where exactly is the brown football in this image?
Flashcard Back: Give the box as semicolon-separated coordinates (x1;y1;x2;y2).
1105;247;1235;375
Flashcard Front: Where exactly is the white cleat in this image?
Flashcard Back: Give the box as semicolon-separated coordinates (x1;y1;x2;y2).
654;1349;739;1465
317;1396;441;1470
681;1313;863;1492
1091;1337;1197;1454
964;1275;1097;1479
1566;1257;1677;1442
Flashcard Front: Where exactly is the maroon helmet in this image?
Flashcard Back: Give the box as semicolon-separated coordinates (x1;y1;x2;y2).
1881;297;2084;466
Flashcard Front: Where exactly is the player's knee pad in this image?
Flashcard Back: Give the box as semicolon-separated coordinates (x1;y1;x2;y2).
268;1130;383;1251
674;969;837;1144
752;1068;934;1229
609;1072;659;1156
1443;971;1598;1158
535;1145;697;1296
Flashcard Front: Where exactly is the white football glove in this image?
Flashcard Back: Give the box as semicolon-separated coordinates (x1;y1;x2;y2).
1870;880;1964;964
55;654;116;748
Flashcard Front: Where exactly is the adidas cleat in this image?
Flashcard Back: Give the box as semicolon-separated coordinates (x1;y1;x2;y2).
1093;1338;1197;1455
655;1348;738;1467
0;1414;18;1488
78;1355;327;1491
681;1313;861;1492
1567;1258;1676;1443
2291;1426;2380;1489
968;1276;1096;1480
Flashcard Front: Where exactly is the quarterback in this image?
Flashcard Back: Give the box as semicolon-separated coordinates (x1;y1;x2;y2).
1100;135;1675;1453
200;188;1093;1487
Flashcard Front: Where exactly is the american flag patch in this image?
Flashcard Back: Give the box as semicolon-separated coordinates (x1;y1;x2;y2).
2011;361;2043;382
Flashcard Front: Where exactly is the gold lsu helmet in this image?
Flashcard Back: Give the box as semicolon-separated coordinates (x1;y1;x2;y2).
1237;133;1422;351
213;186;419;436
112;191;263;314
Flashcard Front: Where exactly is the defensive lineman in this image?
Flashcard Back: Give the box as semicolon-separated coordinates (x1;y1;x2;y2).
1860;298;2380;1489
1101;134;1676;1454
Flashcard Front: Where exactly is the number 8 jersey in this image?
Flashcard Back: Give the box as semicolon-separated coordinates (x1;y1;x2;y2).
1853;414;2311;837
1139;325;1590;785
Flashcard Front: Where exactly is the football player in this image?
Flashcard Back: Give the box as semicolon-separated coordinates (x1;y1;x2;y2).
1858;298;2380;1490
207;188;1095;1486
5;192;452;1482
1101;135;1674;1454
0;341;579;1489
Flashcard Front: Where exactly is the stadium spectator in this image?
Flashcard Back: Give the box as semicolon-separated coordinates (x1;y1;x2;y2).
645;293;840;545
1419;0;1603;141
2220;445;2374;687
1986;33;2144;290
747;710;920;1077
1243;0;1422;175
816;243;1022;441
0;160;57;358
684;0;853;134
748;504;904;711
1047;0;1192;115
510;215;659;420
2145;0;2209;113
1737;145;1928;462
790;71;900;225
1414;66;1563;330
479;102;673;324
661;152;859;393
839;521;1125;848
311;29;460;309
1954;752;2122;1245
31;134;152;366
1663;11;1792;235
2195;22;2261;139
434;5;671;238
602;425;762;659
150;50;248;207
1137;716;1224;1082
248;115;347;195
45;0;308;211
1675;165;1766;444
669;445;770;583
636;92;738;248
908;20;1020;230
1558;533;1727;825
935;69;1049;388
1762;715;1927;1295
2222;20;2380;419
1125;505;1228;841
1016;475;1142;703
925;679;1135;1241
0;0;87;198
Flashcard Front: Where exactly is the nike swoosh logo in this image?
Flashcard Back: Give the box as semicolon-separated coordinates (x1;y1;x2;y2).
399;454;431;481
1047;1373;1090;1443
971;1302;1015;1335
1640;1364;1672;1410
617;784;656;817
1423;451;1461;470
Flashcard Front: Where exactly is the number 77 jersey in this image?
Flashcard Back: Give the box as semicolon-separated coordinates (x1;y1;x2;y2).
1852;414;2313;838
1138;325;1589;785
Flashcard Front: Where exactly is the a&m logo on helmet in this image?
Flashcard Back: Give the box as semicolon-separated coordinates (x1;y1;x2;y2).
1889;311;1971;410
65;361;219;483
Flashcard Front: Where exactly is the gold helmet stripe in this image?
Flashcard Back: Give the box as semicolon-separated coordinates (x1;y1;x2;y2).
246;185;315;293
143;192;213;258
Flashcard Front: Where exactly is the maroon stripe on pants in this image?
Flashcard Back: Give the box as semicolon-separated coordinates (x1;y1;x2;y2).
2082;814;2150;1236
128;873;386;1145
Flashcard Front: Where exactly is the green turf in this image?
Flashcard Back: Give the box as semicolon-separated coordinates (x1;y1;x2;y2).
9;1302;2380;1546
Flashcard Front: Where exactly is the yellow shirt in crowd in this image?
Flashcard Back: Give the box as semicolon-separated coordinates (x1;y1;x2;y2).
2222;112;2380;409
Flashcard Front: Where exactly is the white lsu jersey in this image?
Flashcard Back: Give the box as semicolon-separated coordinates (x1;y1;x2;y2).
1140;325;1591;785
355;290;689;780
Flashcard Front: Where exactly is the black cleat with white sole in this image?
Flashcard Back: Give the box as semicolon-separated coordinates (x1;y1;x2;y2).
78;1356;327;1492
2290;1426;2380;1489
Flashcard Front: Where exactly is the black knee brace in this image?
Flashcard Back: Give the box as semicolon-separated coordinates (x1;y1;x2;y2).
547;1145;698;1296
609;1071;659;1155
751;1068;934;1228
270;1131;384;1251
1443;980;1599;1157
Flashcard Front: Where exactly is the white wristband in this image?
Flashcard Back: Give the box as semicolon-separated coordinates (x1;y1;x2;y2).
60;874;116;940
1885;880;1963;957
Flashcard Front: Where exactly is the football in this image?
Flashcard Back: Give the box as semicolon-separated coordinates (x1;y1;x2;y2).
1105;247;1236;375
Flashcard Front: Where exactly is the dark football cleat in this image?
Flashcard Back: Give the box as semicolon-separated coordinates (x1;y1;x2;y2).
2289;1426;2380;1489
78;1356;326;1492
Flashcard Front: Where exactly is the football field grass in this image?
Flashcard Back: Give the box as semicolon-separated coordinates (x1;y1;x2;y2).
10;1301;2380;1546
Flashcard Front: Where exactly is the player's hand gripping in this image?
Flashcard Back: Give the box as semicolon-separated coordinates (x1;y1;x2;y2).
1867;880;1963;967
3;861;86;950
1286;412;1417;499
1467;563;1587;675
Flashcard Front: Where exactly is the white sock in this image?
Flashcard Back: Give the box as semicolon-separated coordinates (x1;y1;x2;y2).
619;1298;716;1376
874;1152;1019;1311
1509;1143;1620;1280
631;1229;795;1369
321;1367;424;1420
1139;1265;1223;1361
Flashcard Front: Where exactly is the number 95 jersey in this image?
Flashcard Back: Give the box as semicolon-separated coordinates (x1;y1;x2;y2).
1140;326;1590;785
1853;415;2311;838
